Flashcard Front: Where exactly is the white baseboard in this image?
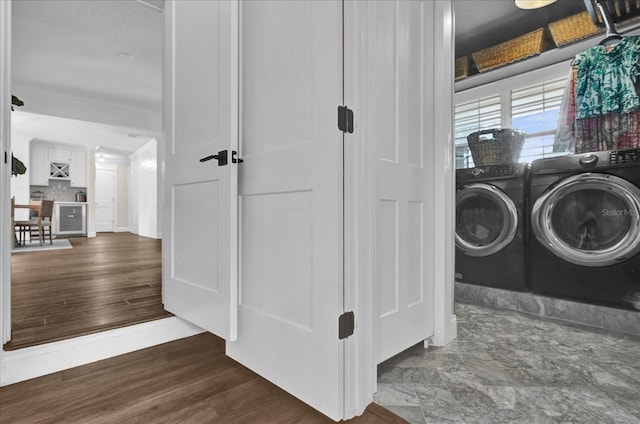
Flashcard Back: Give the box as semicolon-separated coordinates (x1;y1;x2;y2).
1;317;204;386
114;227;130;233
88;231;97;238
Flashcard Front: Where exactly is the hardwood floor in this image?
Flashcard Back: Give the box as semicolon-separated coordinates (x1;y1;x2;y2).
0;332;406;423
6;232;172;350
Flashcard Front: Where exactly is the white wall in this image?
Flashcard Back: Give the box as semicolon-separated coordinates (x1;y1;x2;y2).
11;84;161;133
129;139;159;239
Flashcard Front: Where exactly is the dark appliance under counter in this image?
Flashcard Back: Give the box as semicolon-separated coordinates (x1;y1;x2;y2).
54;202;87;236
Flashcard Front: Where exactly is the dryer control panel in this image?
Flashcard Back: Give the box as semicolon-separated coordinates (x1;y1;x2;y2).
461;164;515;178
609;149;640;164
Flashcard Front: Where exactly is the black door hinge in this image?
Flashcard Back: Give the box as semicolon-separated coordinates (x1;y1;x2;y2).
338;105;354;134
338;311;355;339
4;151;7;164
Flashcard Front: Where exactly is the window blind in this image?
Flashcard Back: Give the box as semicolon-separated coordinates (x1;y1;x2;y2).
454;95;501;168
511;77;566;163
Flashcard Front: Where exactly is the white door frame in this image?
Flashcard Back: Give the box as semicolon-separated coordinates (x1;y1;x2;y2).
1;1;12;357
343;1;457;412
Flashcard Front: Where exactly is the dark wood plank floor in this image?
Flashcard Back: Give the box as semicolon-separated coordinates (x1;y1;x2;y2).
6;232;172;350
0;333;406;424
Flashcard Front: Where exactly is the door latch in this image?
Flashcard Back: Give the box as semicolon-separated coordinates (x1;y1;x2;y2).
232;150;244;164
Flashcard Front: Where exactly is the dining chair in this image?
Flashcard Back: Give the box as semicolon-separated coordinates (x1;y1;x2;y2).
11;197;19;247
34;199;54;245
14;199;54;246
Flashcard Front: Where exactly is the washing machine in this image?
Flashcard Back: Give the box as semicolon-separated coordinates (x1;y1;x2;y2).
455;163;530;291
529;149;640;311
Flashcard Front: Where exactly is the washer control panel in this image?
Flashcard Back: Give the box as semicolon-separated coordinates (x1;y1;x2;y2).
609;149;640;164
464;165;514;178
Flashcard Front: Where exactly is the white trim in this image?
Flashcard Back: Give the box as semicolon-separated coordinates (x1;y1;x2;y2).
455;60;570;106
431;0;457;347
1;317;203;386
343;0;375;417
87;231;97;238
0;2;12;366
114;226;130;232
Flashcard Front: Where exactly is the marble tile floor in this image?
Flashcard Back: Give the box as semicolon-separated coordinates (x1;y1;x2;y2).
375;302;640;424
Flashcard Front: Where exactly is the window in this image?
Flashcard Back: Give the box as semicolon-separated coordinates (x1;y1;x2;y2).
454;95;501;169
512;77;567;163
454;75;570;169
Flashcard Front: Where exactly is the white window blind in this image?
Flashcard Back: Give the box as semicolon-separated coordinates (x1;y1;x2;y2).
511;77;567;163
454;95;501;168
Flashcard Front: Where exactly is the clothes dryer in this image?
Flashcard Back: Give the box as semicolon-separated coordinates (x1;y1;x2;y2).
455;163;529;291
529;149;640;311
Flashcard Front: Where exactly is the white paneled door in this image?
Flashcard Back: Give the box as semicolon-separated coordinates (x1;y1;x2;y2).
226;0;346;420
162;0;238;341
373;0;434;364
95;168;115;232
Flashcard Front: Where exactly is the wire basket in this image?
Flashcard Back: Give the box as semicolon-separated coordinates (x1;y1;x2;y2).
472;28;549;73
467;129;525;166
548;11;603;47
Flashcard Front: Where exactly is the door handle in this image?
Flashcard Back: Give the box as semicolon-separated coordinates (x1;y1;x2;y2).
200;150;242;166
200;150;228;166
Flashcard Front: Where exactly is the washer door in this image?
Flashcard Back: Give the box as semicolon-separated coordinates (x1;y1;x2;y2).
532;173;640;267
456;183;519;257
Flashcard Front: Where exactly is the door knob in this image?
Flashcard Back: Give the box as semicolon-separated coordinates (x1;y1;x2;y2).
200;150;228;166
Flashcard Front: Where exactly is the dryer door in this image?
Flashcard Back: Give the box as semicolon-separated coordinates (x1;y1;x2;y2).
456;183;519;257
532;173;640;267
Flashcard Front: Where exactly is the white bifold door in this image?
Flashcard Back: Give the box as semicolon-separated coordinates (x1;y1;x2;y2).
372;0;434;364
227;0;345;420
163;0;238;341
163;0;347;420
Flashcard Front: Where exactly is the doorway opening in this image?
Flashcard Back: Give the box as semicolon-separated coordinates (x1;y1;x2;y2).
6;1;166;350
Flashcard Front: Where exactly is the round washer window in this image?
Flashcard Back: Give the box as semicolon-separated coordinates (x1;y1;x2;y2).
456;183;518;257
532;173;640;266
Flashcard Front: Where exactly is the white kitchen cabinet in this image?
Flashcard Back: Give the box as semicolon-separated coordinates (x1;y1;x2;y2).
28;143;88;186
48;148;71;163
29;144;49;186
48;148;71;180
70;148;87;187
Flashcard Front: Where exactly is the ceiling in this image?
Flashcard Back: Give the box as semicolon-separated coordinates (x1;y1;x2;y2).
454;0;587;58
10;0;592;160
11;0;164;160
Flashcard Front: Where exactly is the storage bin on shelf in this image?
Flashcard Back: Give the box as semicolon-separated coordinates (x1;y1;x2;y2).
548;11;603;47
472;28;549;73
467;128;525;166
455;56;470;81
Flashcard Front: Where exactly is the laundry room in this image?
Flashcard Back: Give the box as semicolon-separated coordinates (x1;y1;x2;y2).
454;0;640;337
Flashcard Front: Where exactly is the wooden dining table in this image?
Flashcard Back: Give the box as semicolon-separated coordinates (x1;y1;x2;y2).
12;203;42;247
